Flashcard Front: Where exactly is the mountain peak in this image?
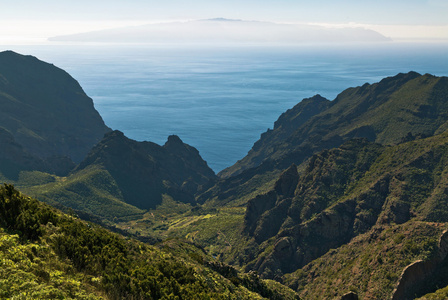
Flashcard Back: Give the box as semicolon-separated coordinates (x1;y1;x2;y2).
165;134;184;146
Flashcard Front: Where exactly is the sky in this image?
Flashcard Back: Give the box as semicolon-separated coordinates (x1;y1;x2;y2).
1;0;448;44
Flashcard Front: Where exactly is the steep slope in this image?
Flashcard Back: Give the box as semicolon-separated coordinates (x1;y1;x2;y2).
199;95;332;206
238;129;448;281
284;221;448;299
0;50;110;163
0;128;75;181
75;130;216;209
0;128;46;181
219;94;331;178
23;131;217;220
0;184;300;299
205;72;448;209
221;72;448;178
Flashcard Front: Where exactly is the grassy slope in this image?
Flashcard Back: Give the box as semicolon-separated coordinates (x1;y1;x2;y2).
284;221;446;299
16;166;145;221
149;130;448;298
0;184;299;299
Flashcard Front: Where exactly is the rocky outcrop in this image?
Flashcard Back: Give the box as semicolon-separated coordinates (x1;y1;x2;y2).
341;292;359;300
244;164;299;241
391;230;448;300
0;51;110;163
219;72;448;180
74;130;216;209
247;172;392;278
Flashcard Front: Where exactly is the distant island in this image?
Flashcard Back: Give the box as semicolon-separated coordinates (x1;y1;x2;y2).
49;18;391;44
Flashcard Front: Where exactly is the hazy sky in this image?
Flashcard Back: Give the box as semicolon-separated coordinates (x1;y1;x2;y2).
1;0;448;43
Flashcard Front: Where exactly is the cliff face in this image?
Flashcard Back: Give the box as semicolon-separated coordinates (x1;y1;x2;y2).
0;51;110;164
241;130;448;279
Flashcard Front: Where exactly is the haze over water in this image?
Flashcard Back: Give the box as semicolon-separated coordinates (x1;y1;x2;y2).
7;43;448;172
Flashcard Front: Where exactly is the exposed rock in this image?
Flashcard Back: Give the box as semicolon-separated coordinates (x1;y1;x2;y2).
391;230;448;299
244;191;278;236
341;291;359;300
210;72;448;214
274;164;299;197
378;199;411;225
251;173;392;277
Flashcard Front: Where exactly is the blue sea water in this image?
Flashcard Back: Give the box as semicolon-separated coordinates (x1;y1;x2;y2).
4;43;448;172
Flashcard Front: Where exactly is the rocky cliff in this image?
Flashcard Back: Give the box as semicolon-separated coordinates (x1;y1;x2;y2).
241;129;448;279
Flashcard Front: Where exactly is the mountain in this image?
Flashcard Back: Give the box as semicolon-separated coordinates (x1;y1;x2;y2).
0;52;216;221
220;72;448;178
21;130;217;220
74;130;216;209
4;51;448;299
49;18;390;44
203;72;448;210
239;131;448;298
0;51;110;165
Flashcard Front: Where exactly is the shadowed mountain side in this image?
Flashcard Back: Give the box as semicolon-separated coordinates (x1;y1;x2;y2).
0;128;75;181
240;130;448;280
74;130;216;210
219;94;331;178
0;128;47;181
0;51;110;163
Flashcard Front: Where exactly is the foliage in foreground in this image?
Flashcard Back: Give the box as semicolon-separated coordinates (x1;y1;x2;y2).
0;184;299;299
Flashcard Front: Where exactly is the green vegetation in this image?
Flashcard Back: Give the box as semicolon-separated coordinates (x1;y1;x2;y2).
19;166;145;221
284;221;445;299
0;184;299;299
213;72;448;208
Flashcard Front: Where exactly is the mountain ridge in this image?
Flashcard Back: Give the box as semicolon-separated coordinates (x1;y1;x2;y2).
207;72;448;213
0;50;110;164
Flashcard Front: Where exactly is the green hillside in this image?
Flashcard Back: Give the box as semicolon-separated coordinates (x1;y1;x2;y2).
0;184;299;299
209;72;448;209
15;131;217;221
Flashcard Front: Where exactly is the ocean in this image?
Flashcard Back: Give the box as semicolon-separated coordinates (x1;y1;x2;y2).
4;43;448;172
